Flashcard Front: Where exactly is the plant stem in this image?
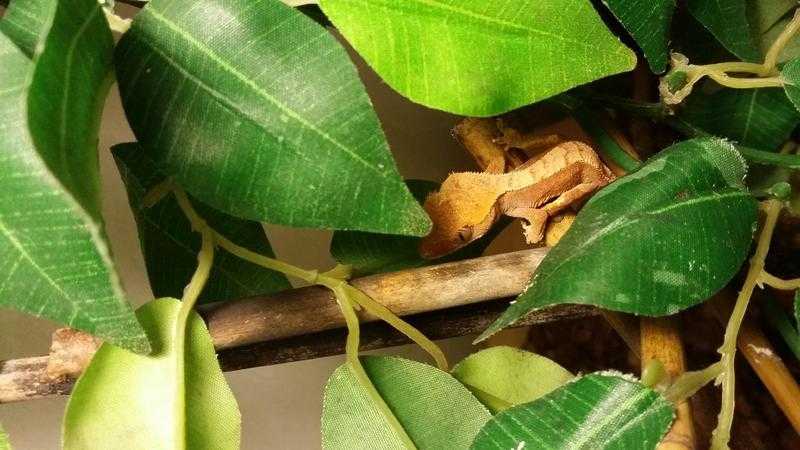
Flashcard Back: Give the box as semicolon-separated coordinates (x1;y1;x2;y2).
663;362;723;404
174;226;215;450
332;284;418;450
759;271;800;290
762;9;800;75
711;199;782;450
763;297;800;360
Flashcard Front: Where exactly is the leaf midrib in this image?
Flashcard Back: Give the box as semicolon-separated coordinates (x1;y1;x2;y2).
356;0;603;49
140;7;391;181
529;190;749;300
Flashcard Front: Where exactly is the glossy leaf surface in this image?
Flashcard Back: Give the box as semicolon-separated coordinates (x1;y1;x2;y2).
681;88;799;151
687;0;761;61
470;374;674;450
115;0;429;236
330;180;502;276
452;346;573;413
63;298;240;450
479;138;758;341
0;0;147;352
319;0;636;116
322;355;490;449
602;0;675;73
113;143;290;304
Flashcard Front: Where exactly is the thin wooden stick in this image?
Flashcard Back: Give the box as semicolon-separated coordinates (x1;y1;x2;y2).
0;248;597;403
641;317;695;450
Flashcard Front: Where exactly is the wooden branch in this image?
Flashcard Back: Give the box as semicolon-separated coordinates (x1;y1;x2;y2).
641;317;695;450
1;248;598;403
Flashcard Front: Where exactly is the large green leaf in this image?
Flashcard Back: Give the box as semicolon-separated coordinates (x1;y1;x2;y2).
470;373;674;450
602;0;676;73
794;290;799;330
0;0;147;352
330;180;503;276
318;0;636;116
0;0;49;56
478;138;758;342
63;298;240;450
681;88;800;151
113;143;290;304
115;0;428;236
687;0;761;61
451;346;574;414
322;355;491;449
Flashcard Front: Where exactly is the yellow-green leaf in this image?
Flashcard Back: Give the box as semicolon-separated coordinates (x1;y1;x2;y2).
452;347;574;414
63;299;240;450
319;0;636;116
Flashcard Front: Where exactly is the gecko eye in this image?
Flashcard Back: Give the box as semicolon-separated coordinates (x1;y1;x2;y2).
457;227;473;243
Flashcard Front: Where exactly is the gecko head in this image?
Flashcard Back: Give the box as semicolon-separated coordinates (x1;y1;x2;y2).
418;174;499;259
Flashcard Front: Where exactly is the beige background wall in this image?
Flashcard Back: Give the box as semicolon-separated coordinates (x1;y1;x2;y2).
0;6;487;448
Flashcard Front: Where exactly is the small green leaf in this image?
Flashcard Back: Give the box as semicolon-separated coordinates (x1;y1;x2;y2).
113;143;290;304
681;88;800;151
687;0;761;61
782;58;800;112
115;0;429;236
63;298;241;450
0;0;147;352
478;138;758;342
602;0;676;73
318;0;636;116
470;373;674;450
322;355;491;449
452;346;574;414
330;180;503;276
0;424;9;450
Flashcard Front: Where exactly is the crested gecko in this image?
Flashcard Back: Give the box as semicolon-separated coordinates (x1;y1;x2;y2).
419;140;615;259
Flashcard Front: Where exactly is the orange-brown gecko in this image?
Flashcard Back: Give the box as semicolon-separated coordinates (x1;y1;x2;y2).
419;141;615;259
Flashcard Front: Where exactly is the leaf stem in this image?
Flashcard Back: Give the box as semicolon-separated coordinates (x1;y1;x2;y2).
763;296;800;360
759;271;800;290
711;199;782;450
660;8;800;104
332;284;419;449
663;362;723;404
174;225;215;450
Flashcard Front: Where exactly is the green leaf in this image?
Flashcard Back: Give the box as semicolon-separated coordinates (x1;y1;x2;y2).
330;180;503;276
681;88;800;151
451;346;574;414
0;0;49;56
115;0;429;237
687;0;761;61
63;298;240;450
470;373;674;450
318;0;636;116
0;0;147;352
322;355;491;449
113;143;290;304
602;0;676;73
782;58;800;112
478;138;758;342
795;290;799;330
0;424;9;450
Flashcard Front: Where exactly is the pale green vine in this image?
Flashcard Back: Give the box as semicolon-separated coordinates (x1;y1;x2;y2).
711;199;783;450
660;9;800;105
169;187;449;449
